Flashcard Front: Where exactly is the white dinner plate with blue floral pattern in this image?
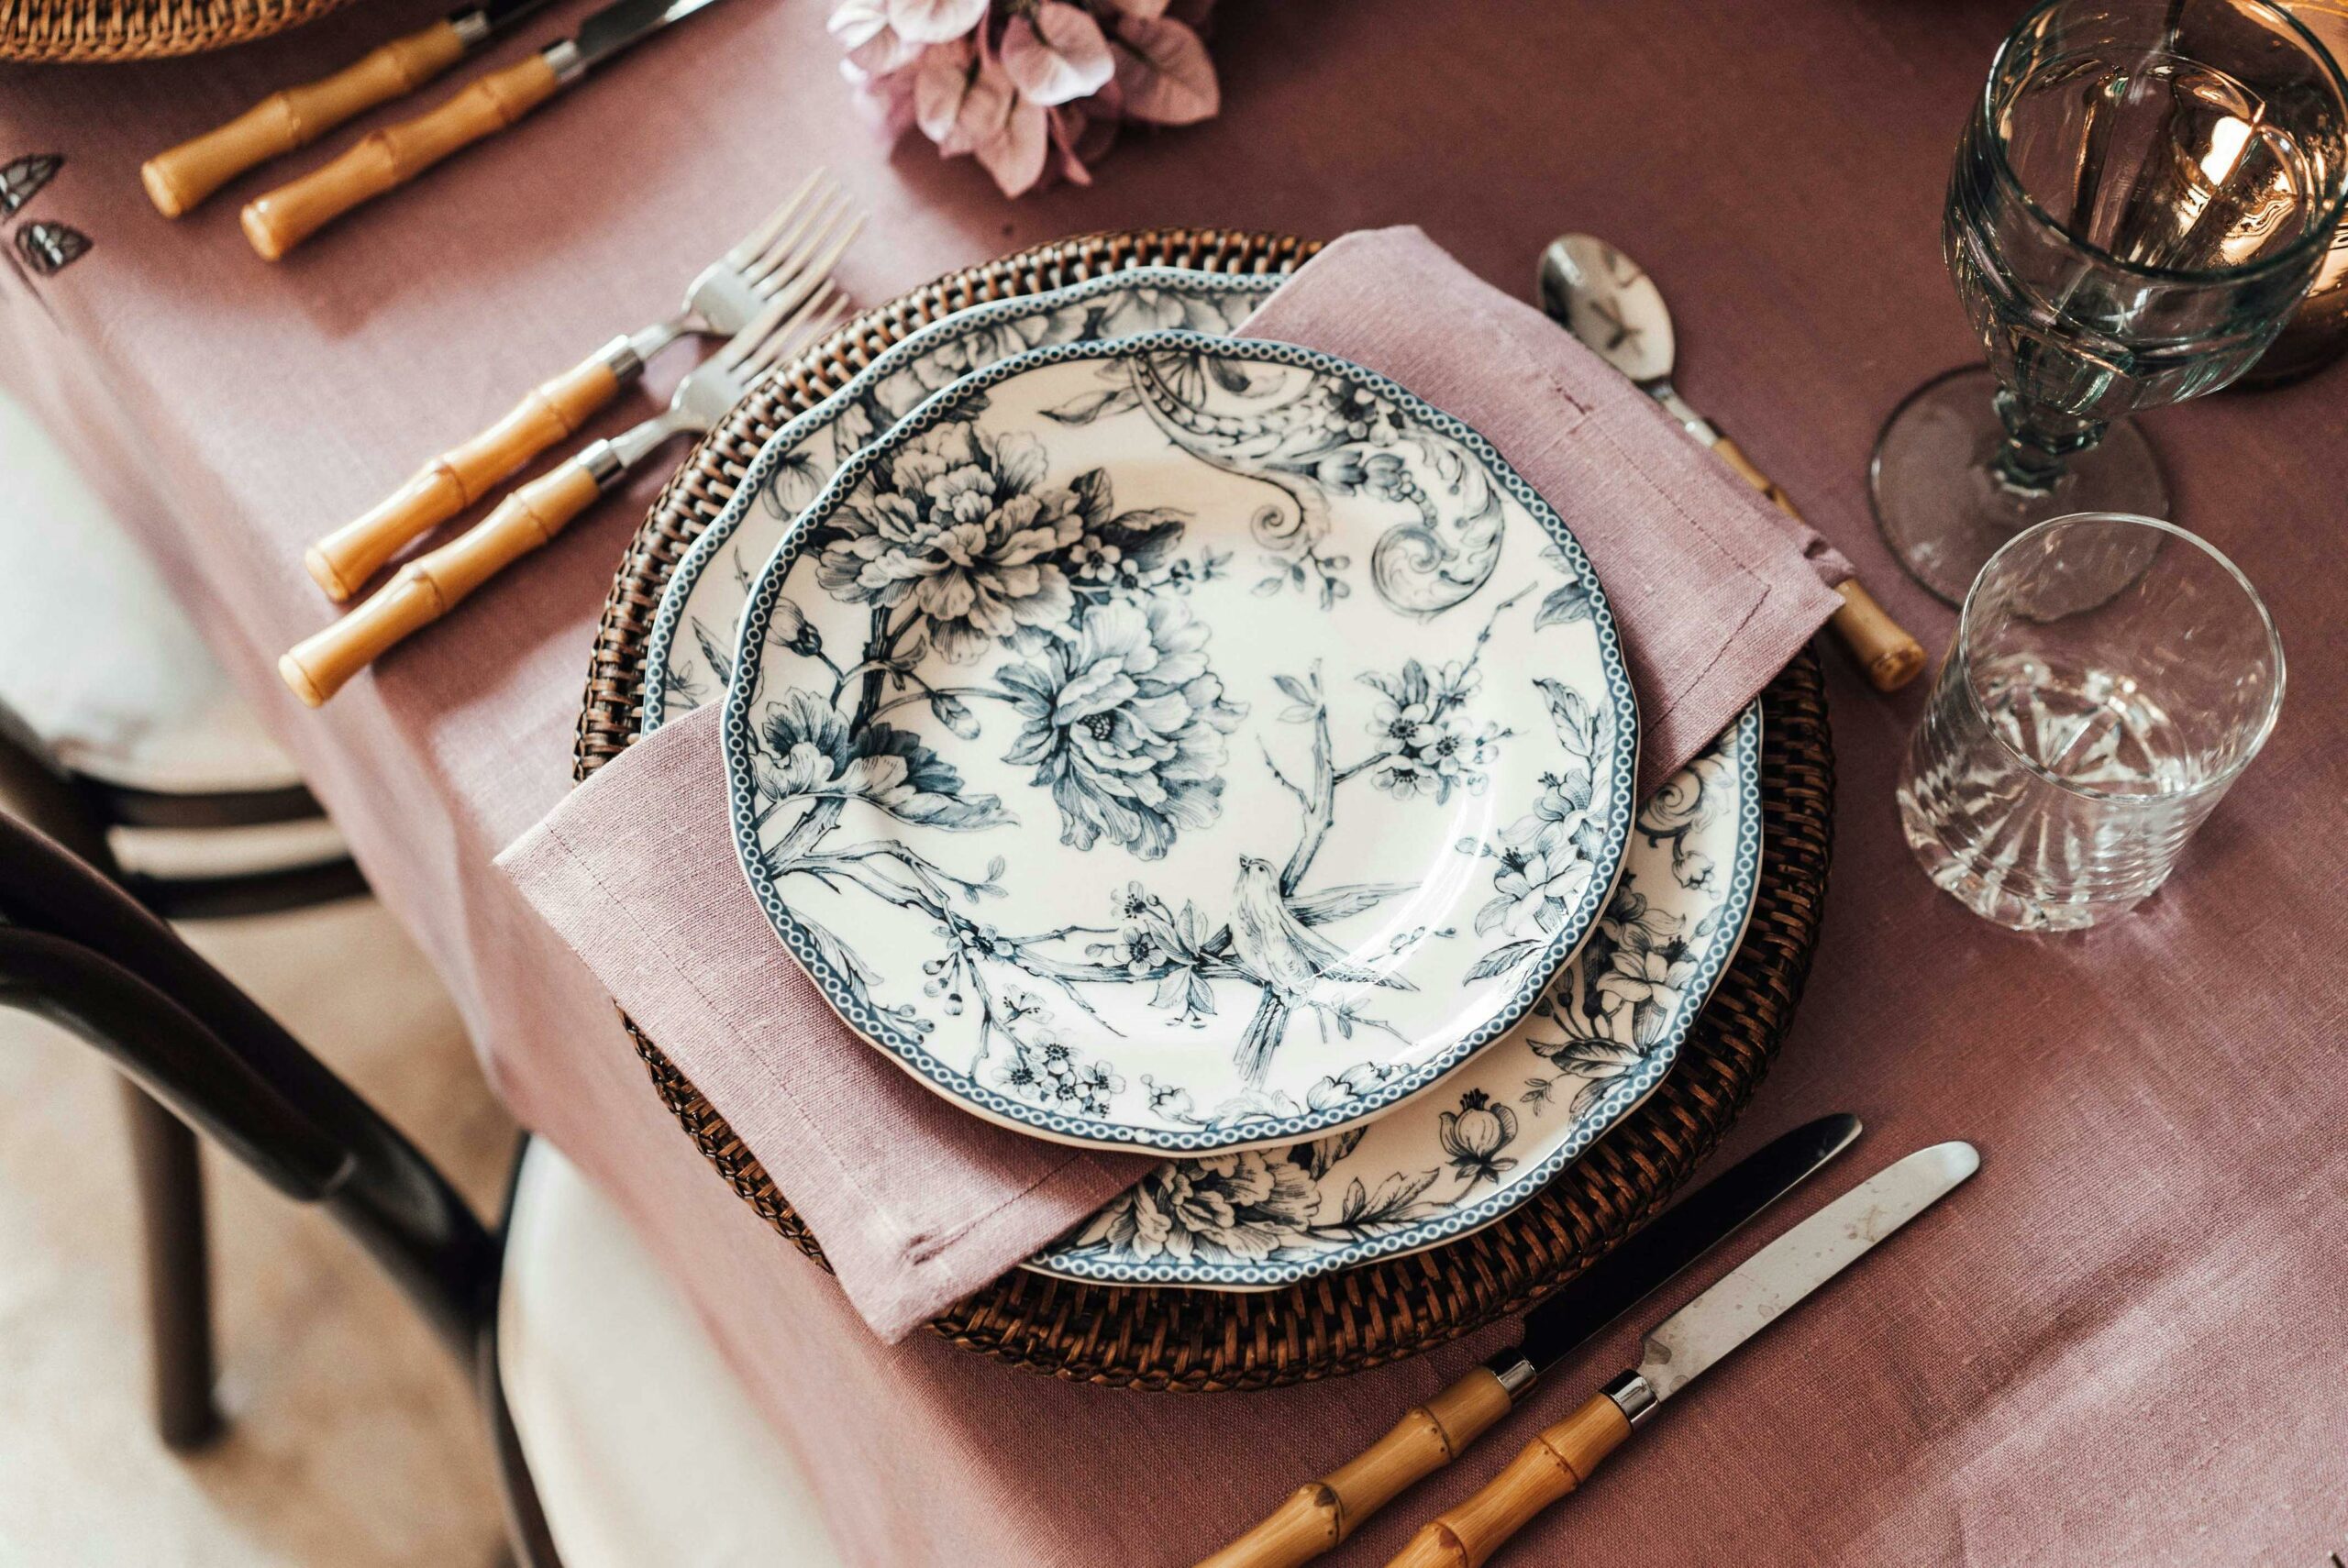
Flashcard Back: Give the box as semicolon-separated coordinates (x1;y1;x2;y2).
723;332;1638;1153
1025;704;1761;1286
642;267;1280;735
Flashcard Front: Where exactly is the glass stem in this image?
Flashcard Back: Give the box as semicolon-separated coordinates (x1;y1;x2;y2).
1988;388;2106;499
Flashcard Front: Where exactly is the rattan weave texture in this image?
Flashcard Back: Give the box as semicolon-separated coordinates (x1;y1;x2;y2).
574;227;1834;1391
1;0;360;61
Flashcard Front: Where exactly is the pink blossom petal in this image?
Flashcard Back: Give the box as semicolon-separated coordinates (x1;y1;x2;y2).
914;37;977;145
827;0;887;48
1001;2;1113;107
972;78;1050;195
1102;0;1168;16
1112;15;1219;125
830;2;922;76
883;0;987;45
854;61;920;136
942;53;1015;157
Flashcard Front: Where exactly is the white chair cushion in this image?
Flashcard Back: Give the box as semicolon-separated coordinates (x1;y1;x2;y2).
498;1142;847;1568
0;391;300;794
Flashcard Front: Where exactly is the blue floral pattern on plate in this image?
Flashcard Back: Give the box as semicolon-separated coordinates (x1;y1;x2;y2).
723;332;1638;1153
1025;704;1761;1286
641;267;1279;735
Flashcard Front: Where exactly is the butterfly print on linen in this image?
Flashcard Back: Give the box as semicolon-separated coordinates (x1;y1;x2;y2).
16;220;90;277
0;153;60;215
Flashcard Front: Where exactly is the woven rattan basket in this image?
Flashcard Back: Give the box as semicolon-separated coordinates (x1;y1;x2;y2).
575;227;1835;1391
0;0;358;61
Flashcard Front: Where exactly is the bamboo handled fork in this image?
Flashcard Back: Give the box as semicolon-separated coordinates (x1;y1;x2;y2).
280;282;847;707
304;172;858;602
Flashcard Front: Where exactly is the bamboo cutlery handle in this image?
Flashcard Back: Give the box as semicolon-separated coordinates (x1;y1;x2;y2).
241;51;559;260
142;19;470;218
1383;1393;1631;1568
281;454;602;705
1708;432;1926;694
306;348;626;600
1197;1368;1515;1568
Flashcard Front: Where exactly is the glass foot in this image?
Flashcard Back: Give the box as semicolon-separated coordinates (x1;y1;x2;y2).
1868;365;2169;605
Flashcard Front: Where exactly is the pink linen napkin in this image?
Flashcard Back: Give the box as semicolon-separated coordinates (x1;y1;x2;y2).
495;226;1845;1340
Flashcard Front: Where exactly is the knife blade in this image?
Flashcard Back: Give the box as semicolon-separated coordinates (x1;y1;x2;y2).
567;0;722;70
1193;1114;1864;1568
239;0;731;259
1387;1141;1980;1568
1493;1111;1862;1390
140;0;559;218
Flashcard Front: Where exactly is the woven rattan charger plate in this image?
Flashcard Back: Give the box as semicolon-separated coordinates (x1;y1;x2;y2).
575;226;1835;1392
0;0;358;61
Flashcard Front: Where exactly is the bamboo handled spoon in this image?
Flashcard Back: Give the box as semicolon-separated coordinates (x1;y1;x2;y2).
1384;1142;1977;1568
1536;234;1927;693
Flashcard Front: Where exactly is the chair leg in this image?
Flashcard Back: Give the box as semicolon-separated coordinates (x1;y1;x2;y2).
117;1081;223;1451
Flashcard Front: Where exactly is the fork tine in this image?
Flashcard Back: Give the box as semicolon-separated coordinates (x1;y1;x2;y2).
721;169;822;273
736;286;847;381
742;179;842;289
745;183;850;293
750;209;865;329
717;282;830;370
746;296;852;385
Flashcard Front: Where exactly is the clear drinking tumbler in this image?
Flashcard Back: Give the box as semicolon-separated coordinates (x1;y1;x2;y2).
1897;513;2283;931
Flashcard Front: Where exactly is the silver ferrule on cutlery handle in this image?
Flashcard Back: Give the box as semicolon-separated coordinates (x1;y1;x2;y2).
1481;1346;1539;1400
305;335;637;602
1600;1368;1657;1427
616;315;693;376
543;37;589;83
1650;379;1718;445
576;437;627;488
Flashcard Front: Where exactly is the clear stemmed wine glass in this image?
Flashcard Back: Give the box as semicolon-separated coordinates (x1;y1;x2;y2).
1871;0;2348;604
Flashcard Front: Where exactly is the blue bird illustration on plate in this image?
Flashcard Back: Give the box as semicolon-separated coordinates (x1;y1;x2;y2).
1228;854;1415;1081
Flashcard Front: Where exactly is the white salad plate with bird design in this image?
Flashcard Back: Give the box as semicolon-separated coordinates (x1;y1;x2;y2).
643;267;1280;735
723;331;1639;1154
1026;704;1762;1286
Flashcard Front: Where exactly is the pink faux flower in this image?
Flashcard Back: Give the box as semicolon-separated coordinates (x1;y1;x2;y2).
832;0;1222;197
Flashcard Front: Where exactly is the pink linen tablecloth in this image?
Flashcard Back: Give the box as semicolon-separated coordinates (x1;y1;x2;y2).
497;223;1848;1340
6;2;2347;1564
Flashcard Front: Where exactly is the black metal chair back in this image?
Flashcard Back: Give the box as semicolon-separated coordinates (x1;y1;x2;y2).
0;805;500;1353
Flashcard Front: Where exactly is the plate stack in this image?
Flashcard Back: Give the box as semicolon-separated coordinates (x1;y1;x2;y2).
577;229;1829;1388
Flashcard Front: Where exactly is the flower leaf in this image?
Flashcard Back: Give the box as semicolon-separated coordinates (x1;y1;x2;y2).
689;617;734;690
1112;15;1220;125
1043;385;1144;425
928;690;981;739
1534;578;1595;630
1001;1;1114;106
1465;937;1545;982
884;0;988;44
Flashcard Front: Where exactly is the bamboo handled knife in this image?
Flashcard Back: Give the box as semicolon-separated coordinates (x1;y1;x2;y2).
1386;1141;1979;1568
140;0;556;219
240;0;730;260
1195;1115;1865;1568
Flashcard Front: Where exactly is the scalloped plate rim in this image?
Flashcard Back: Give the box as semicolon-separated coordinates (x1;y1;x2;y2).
1019;703;1764;1286
722;330;1641;1154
